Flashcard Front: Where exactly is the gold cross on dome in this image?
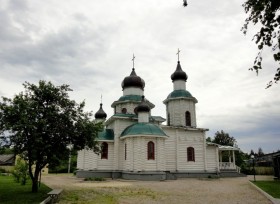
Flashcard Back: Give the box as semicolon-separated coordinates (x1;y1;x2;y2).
176;48;181;61
132;54;135;68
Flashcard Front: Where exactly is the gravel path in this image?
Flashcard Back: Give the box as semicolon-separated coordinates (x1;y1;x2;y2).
41;174;273;204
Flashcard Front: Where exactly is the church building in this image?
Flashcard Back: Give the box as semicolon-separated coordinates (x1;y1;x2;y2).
76;55;239;180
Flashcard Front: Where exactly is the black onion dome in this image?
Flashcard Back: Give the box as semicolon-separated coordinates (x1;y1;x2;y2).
121;68;145;90
171;61;188;82
95;103;107;119
136;96;150;113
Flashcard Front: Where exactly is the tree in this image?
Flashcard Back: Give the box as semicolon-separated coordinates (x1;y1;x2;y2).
250;149;255;156
242;0;280;88
206;137;212;142
257;147;265;156
212;130;236;146
0;81;103;192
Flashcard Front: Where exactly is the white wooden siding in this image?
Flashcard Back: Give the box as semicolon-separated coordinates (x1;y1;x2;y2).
167;99;197;127
206;146;218;172
162;127;207;172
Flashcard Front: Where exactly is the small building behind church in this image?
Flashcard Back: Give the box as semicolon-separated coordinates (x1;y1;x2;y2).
77;57;240;180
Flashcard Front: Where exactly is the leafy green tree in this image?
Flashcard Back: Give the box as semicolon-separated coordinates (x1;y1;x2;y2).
206;137;212;142
0;81;103;192
212;130;236;146
242;0;280;88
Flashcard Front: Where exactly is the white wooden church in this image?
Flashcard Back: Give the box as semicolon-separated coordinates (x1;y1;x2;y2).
77;56;240;180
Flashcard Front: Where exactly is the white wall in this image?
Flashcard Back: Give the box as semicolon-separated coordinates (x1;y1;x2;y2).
123;87;143;96
76;142;114;170
206;145;219;172
121;136;166;172
173;80;186;90
163;127;207;172
166;99;197;127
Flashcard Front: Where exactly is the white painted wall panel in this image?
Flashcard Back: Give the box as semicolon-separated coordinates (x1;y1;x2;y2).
206;146;218;172
167;99;197;127
123;87;143;96
173;80;186;90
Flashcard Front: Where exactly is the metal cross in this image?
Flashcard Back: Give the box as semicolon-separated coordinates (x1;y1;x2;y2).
176;49;181;61
101;94;102;104
132;54;135;68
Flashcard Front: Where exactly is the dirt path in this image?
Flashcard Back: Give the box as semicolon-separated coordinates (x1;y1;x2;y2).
41;174;273;204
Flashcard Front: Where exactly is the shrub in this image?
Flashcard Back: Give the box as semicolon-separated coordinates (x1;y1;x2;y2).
12;158;29;185
0;168;6;173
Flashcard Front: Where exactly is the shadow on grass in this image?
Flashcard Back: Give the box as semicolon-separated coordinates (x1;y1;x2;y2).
0;175;51;204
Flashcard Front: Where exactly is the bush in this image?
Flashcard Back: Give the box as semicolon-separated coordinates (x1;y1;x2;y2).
0;168;6;173
12;158;29;185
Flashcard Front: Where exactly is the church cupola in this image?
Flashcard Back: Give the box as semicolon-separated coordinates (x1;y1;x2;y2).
95;103;107;121
171;61;188;82
121;68;145;91
136;96;150;123
111;55;155;115
163;49;197;127
121;54;145;96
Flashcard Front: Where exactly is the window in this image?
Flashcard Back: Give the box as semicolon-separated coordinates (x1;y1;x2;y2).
147;141;155;160
134;107;138;114
185;111;191;126
167;113;170;126
187;147;195;162
122;108;127;114
101;142;108;159
125;143;127;160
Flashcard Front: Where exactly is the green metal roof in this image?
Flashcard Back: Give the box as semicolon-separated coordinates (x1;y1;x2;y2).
98;129;114;140
167;90;193;99
113;113;137;118
121;123;167;137
118;95;142;102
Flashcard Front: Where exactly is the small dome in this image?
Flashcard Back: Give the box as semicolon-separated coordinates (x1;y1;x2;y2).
121;68;145;90
95;103;107;119
120;123;167;137
171;61;188;82
136;96;150;113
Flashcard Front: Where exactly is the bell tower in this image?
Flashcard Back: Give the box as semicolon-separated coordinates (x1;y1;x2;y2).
163;50;197;127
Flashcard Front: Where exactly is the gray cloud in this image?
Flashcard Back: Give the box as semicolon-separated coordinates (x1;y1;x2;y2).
0;0;279;154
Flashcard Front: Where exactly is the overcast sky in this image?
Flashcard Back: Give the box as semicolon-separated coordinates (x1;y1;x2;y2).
1;0;279;154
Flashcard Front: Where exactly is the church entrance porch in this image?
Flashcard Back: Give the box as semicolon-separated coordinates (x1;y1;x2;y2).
218;145;244;177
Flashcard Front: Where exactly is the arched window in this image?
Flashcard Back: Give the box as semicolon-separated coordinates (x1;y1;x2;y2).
185;111;191;126
125;143;127;160
167;113;170;126
101;142;108;159
122;108;127;114
147;141;155;160
187;147;195;162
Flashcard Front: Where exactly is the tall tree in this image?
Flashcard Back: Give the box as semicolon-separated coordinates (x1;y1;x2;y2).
212;130;236;146
258;147;265;156
242;0;280;88
0;81;102;192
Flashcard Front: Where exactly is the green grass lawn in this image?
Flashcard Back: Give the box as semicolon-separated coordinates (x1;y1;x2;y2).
252;180;280;198
0;175;51;204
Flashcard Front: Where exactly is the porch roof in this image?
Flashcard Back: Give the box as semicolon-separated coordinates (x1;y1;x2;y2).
206;142;240;151
218;145;240;151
